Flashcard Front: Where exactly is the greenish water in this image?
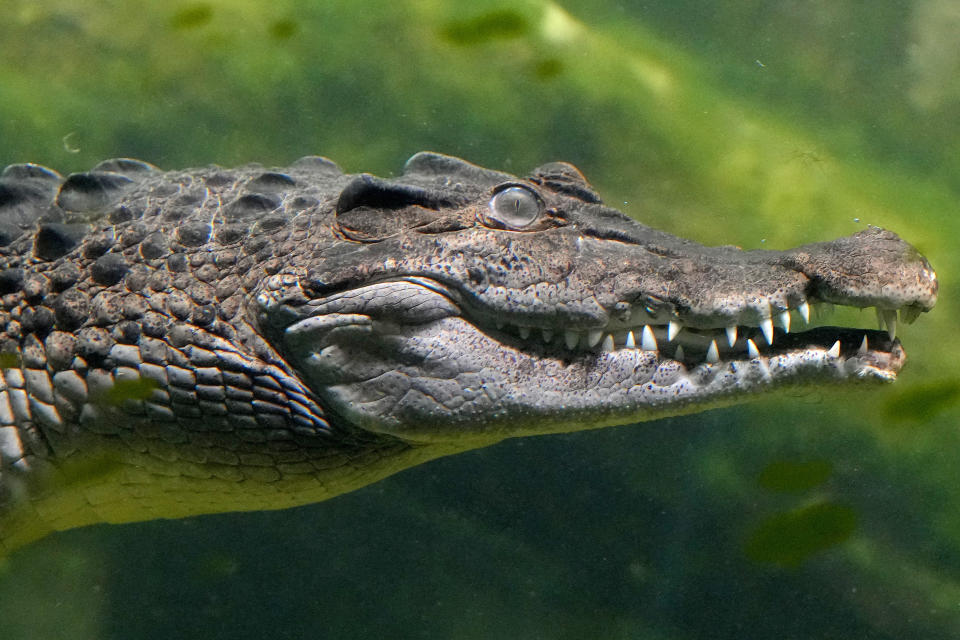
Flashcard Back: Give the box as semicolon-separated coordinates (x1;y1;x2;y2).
1;1;958;638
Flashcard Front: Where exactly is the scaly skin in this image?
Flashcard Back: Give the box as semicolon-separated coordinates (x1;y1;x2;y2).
0;153;938;554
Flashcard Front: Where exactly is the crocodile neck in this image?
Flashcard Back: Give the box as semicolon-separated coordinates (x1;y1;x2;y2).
1;437;467;552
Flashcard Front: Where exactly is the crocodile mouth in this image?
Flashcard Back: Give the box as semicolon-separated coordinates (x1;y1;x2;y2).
272;275;925;442
289;277;915;382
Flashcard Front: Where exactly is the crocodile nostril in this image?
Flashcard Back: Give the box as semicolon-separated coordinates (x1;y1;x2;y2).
467;266;486;286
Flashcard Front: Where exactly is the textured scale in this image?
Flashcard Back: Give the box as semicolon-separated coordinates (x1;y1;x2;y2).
0;157;421;552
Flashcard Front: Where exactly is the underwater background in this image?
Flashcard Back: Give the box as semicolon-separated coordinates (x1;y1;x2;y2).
1;1;958;638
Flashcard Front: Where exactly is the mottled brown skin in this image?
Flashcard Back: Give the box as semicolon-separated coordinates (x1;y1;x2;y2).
0;153;937;553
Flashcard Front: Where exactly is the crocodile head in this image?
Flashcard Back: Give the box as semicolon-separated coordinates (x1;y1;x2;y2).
256;152;938;444
0;152;940;552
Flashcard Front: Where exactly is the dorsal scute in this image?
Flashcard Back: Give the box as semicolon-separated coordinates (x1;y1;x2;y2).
289;155;342;177
1;163;62;182
528;161;602;204
0;163;64;245
403;152;513;190
91;158;158;176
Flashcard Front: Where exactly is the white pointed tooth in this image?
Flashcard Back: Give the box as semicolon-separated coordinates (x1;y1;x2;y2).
882;309;897;340
706;339;720;363
777;310;791;333
798;301;810;324
674;345;685;361
564;329;580;350
542;328;554;343
746;338;760;359
601;334;615;351
725;325;737;347
828;340;841;358
760;317;775;345
858;335;868;355
625;330;636;349
641;325;658;351
667;320;682;341
587;329;603;348
875;307;885;331
518;326;531;339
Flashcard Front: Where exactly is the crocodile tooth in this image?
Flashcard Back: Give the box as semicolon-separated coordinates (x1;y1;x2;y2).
564;330;579;349
601;334;615;351
625;330;636;349
725;325;737;347
641;325;658;351
827;340;841;358
882;309;897;340
518;326;531;339
667;320;682;341
674;345;685;361
777;310;791;333
797;301;810;324
760;317;774;345
858;335;868;355
587;329;603;348
746;338;760;358
875;307;884;331
706;339;719;363
542;328;554;343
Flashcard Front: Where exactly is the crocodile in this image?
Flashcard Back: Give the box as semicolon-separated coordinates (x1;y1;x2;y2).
0;152;938;554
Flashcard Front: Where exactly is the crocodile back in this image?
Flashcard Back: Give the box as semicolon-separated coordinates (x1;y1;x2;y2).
0;157;426;552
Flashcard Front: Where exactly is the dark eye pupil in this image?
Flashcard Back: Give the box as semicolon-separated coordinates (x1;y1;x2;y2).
489;186;541;228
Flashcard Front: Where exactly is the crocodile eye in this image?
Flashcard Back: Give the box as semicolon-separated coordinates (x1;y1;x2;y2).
487;186;543;229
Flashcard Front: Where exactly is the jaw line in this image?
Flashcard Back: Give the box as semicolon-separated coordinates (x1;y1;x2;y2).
291;277;908;380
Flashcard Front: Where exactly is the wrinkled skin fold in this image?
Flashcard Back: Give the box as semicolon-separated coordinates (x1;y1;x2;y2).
0;152;938;553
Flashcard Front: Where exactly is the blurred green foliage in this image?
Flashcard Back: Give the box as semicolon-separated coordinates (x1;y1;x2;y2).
169;3;214;31
441;9;532;45
0;0;958;638
745;501;858;567
757;459;833;493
